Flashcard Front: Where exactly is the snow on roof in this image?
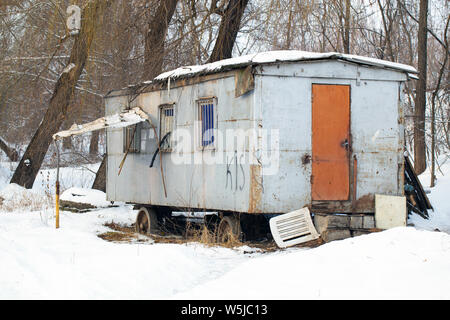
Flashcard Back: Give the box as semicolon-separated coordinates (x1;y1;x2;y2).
154;50;418;82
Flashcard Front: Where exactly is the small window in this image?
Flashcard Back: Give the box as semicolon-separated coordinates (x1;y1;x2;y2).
139;121;153;153
123;123;141;153
198;98;216;148
159;104;175;151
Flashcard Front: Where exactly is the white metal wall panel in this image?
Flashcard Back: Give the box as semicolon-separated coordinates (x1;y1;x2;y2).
259;74;312;213
106;75;255;212
351;80;400;199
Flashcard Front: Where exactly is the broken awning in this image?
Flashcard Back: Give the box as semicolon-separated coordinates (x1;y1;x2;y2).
52;107;150;140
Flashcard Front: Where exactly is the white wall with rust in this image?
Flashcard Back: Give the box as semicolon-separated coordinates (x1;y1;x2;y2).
105;59;408;214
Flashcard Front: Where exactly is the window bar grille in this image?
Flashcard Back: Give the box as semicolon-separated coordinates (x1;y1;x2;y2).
200;100;214;147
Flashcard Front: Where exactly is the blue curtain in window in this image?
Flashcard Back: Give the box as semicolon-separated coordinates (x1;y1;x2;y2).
164;108;173;117
201;103;214;146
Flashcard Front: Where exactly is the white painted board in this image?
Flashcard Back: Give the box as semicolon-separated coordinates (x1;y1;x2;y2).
375;194;407;229
270;207;320;248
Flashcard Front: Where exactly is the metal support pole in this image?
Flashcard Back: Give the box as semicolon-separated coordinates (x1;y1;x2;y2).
55;140;60;229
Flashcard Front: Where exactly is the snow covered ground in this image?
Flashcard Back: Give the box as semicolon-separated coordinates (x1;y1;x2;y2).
410;160;450;234
0;160;449;299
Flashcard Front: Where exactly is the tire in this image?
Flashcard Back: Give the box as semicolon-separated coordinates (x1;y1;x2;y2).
217;215;242;243
135;207;159;235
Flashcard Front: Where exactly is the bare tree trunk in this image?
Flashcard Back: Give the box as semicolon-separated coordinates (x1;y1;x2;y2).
284;8;293;50
0;137;18;161
143;0;179;80
413;0;428;175
377;0;397;61
208;0;249;63
92;154;107;192
89;130;99;156
430;16;449;187
343;0;351;54
10;1;108;189
62;136;72;150
93;0;178;191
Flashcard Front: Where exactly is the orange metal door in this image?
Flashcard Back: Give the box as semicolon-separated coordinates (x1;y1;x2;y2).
311;84;350;200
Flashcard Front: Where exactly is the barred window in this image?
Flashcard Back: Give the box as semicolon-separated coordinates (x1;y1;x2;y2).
123;123;141;153
159;104;175;151
139;120;152;153
198;98;216;148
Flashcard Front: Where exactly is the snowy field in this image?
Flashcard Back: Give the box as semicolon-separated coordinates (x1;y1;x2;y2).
0;160;449;299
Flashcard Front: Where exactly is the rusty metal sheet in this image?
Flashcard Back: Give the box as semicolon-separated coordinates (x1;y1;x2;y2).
311;84;350;201
248;164;263;213
235;66;255;97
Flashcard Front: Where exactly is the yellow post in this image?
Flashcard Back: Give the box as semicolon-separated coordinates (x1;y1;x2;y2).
55;180;60;229
54;139;61;229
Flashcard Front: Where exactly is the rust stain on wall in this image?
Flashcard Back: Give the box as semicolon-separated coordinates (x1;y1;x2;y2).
354;194;375;212
235;66;255;97
249;164;263;213
301;154;311;166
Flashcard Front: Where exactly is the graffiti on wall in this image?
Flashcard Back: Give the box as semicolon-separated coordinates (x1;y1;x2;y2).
226;151;245;192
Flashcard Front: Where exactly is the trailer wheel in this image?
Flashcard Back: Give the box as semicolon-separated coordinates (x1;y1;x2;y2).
135;207;158;235
217;215;242;243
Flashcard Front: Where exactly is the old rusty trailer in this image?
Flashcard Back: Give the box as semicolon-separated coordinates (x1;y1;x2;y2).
101;51;420;241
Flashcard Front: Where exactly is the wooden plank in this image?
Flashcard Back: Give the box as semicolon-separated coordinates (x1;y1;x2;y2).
404;156;432;218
